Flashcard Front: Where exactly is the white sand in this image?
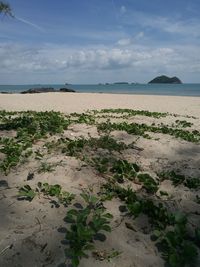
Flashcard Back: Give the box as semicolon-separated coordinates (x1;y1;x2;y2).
0;93;199;116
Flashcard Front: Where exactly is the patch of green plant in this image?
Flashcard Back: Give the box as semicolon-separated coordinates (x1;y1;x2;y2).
0;137;31;174
137;173;159;193
72;113;96;125
92;109;168;118
37;162;56;173
18;182;75;206
0;111;71;174
34;149;44;159
175;120;193;128
97;121;200;143
18;185;37;201
159;171;200;189
37;182;76;206
61;138;88;156
100;182;199;266
55;135;127;159
64;192;113;267
159;171;185;186
92;157;110;174
154;214;198;267
101;182;171;226
184;178;200;189
90;135;127;152
110;159;139;183
0;111;69;138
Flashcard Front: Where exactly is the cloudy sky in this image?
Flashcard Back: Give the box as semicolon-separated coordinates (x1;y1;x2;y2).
0;0;200;84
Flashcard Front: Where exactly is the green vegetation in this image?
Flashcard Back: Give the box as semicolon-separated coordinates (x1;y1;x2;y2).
18;185;37;201
64;192;113;267
18;182;75;206
0;137;32;174
137;173;158;193
0;111;69;174
110;159;139;183
1;109;199;266
38;162;56;173
101;182;199;266
97;121;200;143
0;1;13;16
159;171;200;189
175;120;193;128
92;108;168;118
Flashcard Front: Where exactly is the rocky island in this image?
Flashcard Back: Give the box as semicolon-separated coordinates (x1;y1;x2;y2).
148;75;182;84
20;87;76;94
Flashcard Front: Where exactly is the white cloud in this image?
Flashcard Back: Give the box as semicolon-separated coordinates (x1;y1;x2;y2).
117;38;131;46
0;42;200;83
122;11;200;38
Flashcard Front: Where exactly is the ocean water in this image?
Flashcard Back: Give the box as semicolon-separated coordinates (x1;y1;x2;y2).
0;83;200;96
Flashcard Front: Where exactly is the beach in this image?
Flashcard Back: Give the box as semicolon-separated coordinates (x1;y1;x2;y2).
0;92;200;116
0;93;200;267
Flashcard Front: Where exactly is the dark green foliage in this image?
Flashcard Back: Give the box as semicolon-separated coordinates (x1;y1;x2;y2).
94;108;168;118
92;157;110;174
184;178;200;189
72;113;95;124
97;121;200;143
61;135;127;156
137;173;159;193
0;111;69;138
110;159;139;183
64;192;113;267
37;182;75;206
0;1;13;16
159;171;185;186
0;111;70;174
159;171;200;189
0;137;31;174
38;182;62;197
175;120;193;128
18;182;75;206
101;182;199;266
38;162;56;173
155;214;198;267
90;135;127;151
18;185;36;201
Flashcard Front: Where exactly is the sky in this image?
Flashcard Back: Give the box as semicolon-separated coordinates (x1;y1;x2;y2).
0;0;200;84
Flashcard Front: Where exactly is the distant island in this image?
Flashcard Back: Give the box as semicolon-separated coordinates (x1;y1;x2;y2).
148;75;182;84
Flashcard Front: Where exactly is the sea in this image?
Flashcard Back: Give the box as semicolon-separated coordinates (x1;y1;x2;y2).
0;83;200;97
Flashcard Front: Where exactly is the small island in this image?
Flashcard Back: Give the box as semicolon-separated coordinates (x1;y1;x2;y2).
148;75;182;84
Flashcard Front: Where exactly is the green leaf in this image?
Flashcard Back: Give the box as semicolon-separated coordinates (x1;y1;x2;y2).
154;230;162;238
101;225;112;232
174;213;187;225
168;252;179;267
72;257;79;267
103;213;113;219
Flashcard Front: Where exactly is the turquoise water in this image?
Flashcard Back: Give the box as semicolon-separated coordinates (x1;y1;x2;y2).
0;83;200;96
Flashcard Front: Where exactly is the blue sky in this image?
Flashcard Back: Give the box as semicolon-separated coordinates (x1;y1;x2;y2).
0;0;200;84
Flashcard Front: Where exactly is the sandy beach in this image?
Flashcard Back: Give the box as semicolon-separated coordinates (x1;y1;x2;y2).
0;93;200;267
0;92;199;116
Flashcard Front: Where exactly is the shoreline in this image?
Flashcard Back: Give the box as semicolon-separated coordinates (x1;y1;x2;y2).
1;90;200;97
0;92;200;116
